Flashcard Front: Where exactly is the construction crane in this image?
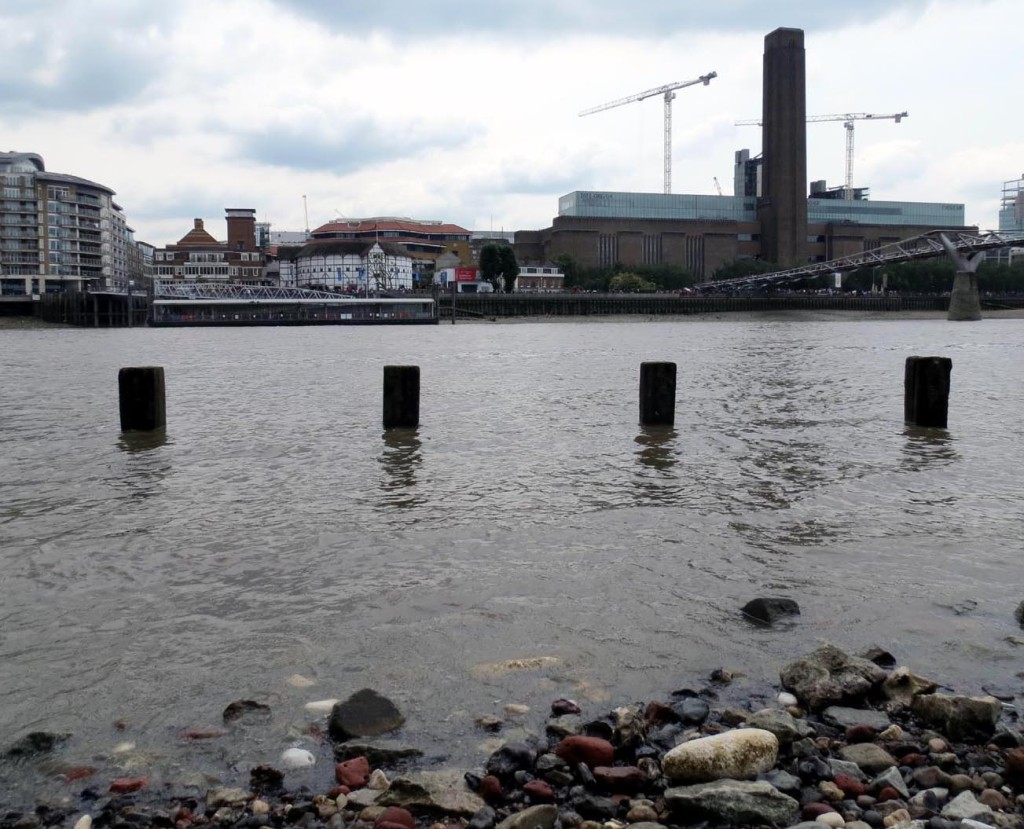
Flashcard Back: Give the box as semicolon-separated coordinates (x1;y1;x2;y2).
735;111;908;199
713;176;723;196
580;71;717;195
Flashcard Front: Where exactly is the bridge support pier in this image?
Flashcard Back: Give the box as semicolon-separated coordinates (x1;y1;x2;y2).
948;271;981;321
939;233;982;321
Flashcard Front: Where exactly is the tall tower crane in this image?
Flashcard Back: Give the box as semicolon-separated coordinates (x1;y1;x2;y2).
735;111;908;199
580;72;717;195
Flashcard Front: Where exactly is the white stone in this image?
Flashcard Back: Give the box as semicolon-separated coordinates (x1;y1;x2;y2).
112;741;135;754
287;674;316;688
304;699;339;714
942;791;993;822
662;728;779;783
816;813;845;828
252;800;270;815
280;747;316;768
504;703;530;716
73;816;92;829
778;692;799;707
367;769;390;790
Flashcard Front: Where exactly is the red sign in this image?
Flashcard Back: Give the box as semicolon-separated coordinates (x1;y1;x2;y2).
454;267;477;282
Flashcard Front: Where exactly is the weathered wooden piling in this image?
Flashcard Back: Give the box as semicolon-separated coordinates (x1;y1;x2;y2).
639;362;676;426
904;356;952;428
118;366;166;432
383;365;420;429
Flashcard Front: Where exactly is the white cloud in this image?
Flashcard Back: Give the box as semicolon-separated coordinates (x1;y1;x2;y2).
2;0;1020;243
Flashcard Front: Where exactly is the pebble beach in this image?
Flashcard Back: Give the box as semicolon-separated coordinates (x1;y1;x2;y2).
5;641;1024;829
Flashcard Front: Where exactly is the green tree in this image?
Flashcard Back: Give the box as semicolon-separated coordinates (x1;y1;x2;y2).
609;272;658;293
498;245;520;293
479;243;502;291
711;259;783;281
479;243;519;292
634;263;695;291
553;253;581;289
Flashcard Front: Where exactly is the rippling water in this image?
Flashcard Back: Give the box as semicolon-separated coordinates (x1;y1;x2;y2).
1;317;1023;805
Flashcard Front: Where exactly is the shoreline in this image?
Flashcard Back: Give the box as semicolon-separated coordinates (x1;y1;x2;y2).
2;308;1023;330
5;644;1023;828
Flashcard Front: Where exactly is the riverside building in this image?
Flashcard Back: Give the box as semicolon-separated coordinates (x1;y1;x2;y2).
0;151;138;295
514;29;973;280
152;210;266;284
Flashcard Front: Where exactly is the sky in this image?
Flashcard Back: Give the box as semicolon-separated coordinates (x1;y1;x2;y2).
3;0;1020;247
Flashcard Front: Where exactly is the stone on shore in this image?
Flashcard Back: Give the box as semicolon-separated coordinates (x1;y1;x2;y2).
494;804;558;829
6;731;71;757
487;742;538;777
665;779;799;825
822;706;890;731
745;708;808;744
109;776;149;794
336;756;371;788
553;736;614;769
741;597;801;626
911;693;1002;743
377;770;485;816
662;728;778;783
941;791;994;821
280;747;316;768
881;666;938;705
329;689;405;742
222;699;271;724
334;741;424;765
306;699;340;714
837;743;897;773
375;806;415;829
780;644;887;710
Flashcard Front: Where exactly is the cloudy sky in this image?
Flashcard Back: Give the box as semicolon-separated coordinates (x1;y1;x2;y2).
3;0;1019;246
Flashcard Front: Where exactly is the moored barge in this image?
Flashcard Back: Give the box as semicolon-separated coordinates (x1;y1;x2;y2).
150;282;437;326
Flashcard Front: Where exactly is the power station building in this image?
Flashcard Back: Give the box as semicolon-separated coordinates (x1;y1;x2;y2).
515;28;973;279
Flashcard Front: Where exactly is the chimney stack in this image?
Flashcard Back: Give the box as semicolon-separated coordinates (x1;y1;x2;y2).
759;28;807;267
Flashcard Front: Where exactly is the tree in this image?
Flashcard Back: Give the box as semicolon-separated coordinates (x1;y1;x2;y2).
711;259;783;281
479;243;502;291
553;253;581;289
633;263;695;291
498;245;520;293
609;272;657;293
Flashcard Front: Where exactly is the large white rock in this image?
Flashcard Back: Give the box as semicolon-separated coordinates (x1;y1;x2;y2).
662;728;779;783
280;747;316;769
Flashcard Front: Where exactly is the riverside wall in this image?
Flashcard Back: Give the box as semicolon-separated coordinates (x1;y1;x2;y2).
439;293;1024;319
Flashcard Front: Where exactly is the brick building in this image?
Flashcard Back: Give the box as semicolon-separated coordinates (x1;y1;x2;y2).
152;209;265;284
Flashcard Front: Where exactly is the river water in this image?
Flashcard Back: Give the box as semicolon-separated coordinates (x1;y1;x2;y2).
1;315;1023;805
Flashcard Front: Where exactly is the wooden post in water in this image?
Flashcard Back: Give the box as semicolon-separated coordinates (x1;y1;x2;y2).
119;366;166;432
383;365;420;429
904;356;951;428
639;362;676;426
